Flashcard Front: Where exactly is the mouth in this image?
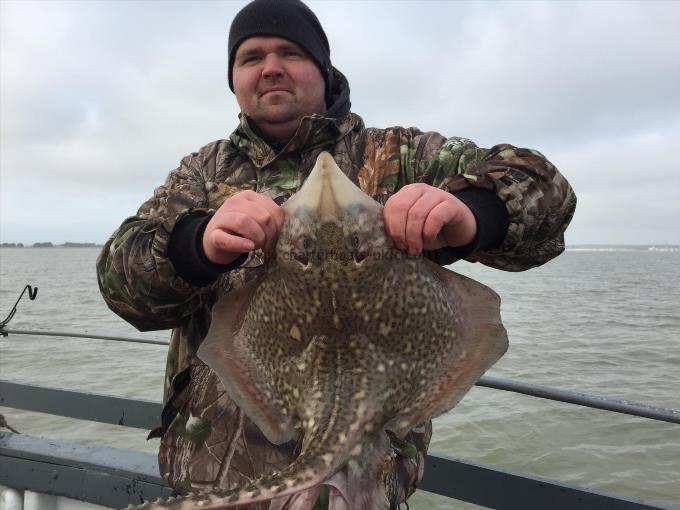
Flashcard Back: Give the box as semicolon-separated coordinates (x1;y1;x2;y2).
261;88;291;97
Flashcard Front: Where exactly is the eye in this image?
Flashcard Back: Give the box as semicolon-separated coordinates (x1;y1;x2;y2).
283;49;303;59
349;234;369;264
238;54;261;66
351;234;360;249
292;236;313;266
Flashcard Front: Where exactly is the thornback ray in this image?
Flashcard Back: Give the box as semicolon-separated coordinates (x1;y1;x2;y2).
130;151;508;510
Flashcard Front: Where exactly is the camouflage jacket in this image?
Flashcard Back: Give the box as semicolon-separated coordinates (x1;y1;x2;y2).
97;95;575;506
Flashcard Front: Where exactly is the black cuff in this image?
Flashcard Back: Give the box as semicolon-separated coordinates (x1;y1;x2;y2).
168;212;248;286
426;188;509;266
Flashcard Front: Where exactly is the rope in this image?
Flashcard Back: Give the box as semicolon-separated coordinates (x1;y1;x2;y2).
0;414;20;434
0;285;38;331
1;284;678;425
3;327;679;424
1;328;168;346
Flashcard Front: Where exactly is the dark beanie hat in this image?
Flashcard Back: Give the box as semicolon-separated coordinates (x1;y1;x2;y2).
228;0;333;102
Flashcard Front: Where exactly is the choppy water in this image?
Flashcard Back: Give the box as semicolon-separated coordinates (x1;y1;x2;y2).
0;247;678;509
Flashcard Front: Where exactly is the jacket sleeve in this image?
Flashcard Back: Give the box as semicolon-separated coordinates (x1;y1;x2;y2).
359;128;577;271
96;146;217;331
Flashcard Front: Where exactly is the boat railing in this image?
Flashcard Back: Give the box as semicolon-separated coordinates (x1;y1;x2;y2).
1;325;679;510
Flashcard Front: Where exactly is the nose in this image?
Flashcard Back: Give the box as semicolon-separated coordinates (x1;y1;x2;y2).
262;53;285;78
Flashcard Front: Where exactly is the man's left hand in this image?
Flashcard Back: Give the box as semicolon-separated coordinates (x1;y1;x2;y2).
383;183;477;256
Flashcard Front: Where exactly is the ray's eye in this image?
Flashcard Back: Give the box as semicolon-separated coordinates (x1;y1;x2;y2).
351;234;360;249
349;233;369;263
293;236;313;266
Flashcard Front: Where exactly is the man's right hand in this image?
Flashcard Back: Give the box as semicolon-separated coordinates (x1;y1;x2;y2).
202;191;285;265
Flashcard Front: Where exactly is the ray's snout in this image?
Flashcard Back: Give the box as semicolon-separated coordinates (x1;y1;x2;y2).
283;152;377;218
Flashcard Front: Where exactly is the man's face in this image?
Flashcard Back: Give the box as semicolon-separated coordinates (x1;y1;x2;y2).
233;36;326;141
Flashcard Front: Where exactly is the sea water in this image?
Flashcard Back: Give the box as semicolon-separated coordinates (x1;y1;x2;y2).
0;247;678;509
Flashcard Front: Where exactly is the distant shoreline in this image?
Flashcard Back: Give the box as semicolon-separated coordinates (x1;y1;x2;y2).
0;242;103;248
565;244;680;251
1;243;677;251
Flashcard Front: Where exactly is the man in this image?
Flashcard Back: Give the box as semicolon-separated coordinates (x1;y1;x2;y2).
97;0;576;507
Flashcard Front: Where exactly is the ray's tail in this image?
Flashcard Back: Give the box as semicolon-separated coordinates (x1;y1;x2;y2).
128;337;389;510
127;446;340;510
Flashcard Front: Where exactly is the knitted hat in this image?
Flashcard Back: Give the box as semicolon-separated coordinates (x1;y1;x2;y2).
228;0;333;103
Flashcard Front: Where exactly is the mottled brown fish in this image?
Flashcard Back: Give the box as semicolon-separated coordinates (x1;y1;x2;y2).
131;152;507;510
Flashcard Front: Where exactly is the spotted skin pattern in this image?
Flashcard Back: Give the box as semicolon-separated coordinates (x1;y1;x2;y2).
129;154;507;510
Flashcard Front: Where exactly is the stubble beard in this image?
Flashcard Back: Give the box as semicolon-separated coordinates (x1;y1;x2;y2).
255;97;302;126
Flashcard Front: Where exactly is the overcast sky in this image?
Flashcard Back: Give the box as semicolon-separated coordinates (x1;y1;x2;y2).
1;0;679;245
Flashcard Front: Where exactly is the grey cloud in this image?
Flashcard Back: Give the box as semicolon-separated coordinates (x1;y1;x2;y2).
323;2;680;148
1;1;244;193
1;1;679;244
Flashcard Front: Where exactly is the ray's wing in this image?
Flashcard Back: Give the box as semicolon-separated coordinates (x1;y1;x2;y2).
387;263;508;437
197;277;297;445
